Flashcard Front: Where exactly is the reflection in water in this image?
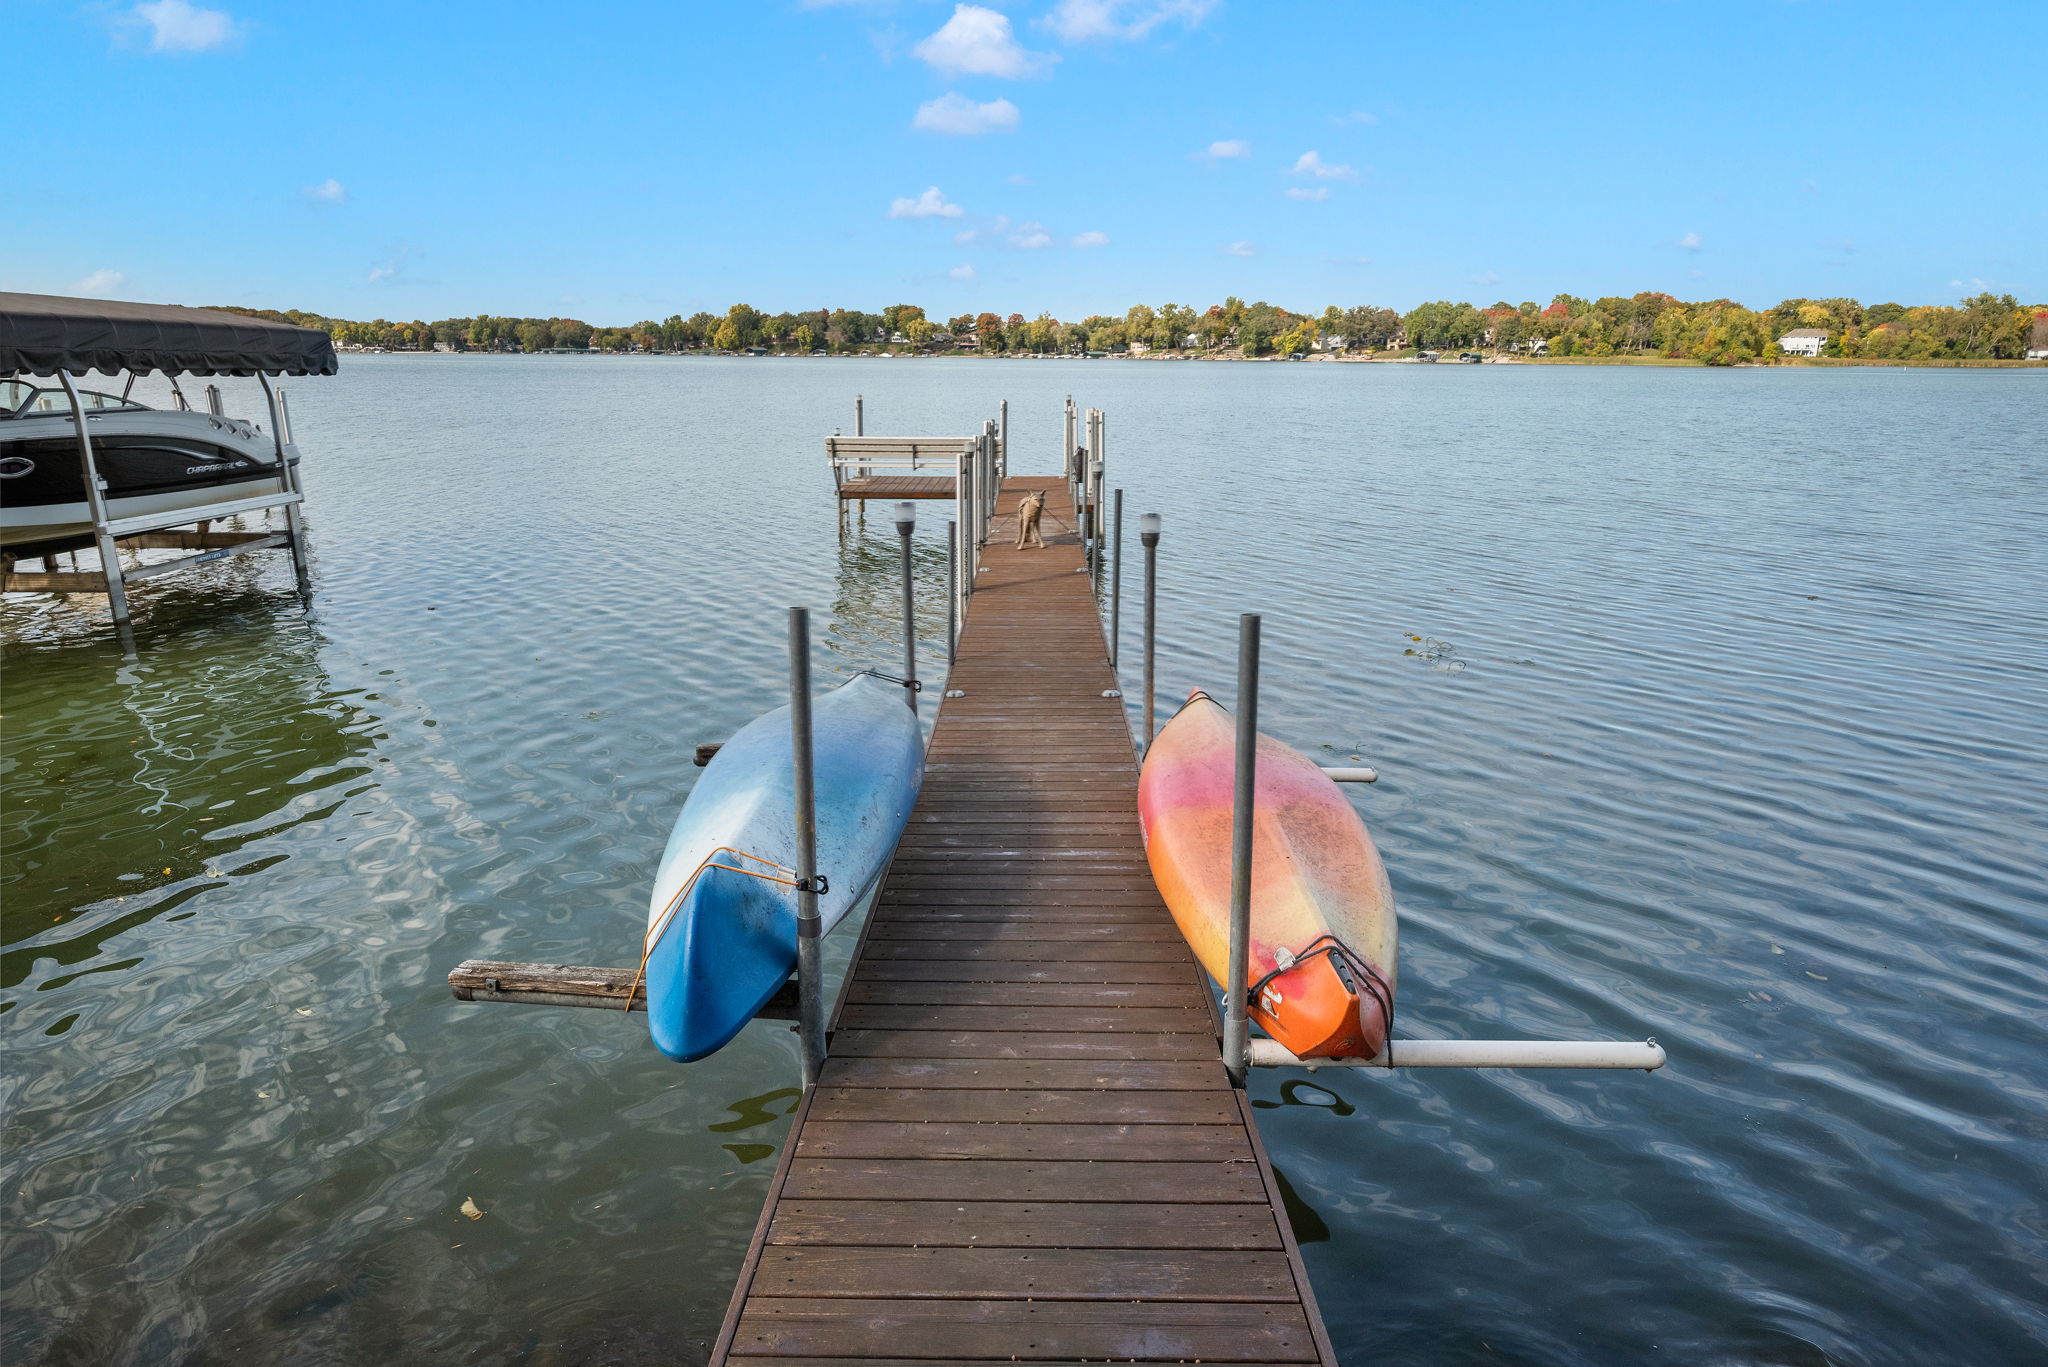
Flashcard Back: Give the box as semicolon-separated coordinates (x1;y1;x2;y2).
823;518;954;684
2;585;377;977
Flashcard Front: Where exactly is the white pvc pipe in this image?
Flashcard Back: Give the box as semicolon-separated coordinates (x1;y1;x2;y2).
1319;766;1379;783
1248;1038;1666;1071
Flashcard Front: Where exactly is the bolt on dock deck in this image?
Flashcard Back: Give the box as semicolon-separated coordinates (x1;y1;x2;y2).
710;477;1336;1365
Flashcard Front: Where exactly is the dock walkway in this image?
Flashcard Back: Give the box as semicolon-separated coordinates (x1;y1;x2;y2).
711;478;1335;1364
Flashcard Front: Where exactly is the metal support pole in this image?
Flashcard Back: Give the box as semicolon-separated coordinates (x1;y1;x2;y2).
259;374;313;600
998;399;1009;479
1140;514;1160;756
855;394;864;436
1110;489;1124;666
1223;613;1261;1087
57;372;131;628
945;519;957;664
789;607;827;1088
895;502;918;713
205;384;224;416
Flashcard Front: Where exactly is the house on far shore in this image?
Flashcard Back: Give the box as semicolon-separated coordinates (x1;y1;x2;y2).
1778;328;1828;357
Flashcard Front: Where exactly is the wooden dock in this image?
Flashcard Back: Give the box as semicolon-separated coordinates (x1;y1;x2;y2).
836;474;956;501
710;477;1336;1365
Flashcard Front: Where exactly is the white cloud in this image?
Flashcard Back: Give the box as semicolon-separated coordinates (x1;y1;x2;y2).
1284;186;1328;201
889;186;965;219
1005;172;1033;186
1949;277;1990;290
131;0;239;53
912;92;1020;136
954;228;979;245
367;246;419;283
1687;268;1705;280
74;269;127;298
1676;231;1703;251
1222;241;1256;257
1291;151;1358;180
913;5;1054;79
1042;0;1216;42
1008;222;1053;250
1071;231;1110;248
1332;110;1378;126
949;264;977;280
1193;139;1250;161
1471;271;1502;286
301;177;347;205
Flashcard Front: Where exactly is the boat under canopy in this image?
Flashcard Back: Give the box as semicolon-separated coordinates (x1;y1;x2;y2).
1;293;335;621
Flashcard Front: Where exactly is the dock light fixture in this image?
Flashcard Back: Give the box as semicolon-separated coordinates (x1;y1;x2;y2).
895;502;918;713
1140;512;1162;756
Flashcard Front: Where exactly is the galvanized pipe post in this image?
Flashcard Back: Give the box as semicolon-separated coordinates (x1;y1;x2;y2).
855;393;864;436
1110;489;1124;666
788;607;827;1088
1223;613;1261;1088
1140;514;1161;755
945;519;957;664
998;399;1009;479
894;502;918;713
205;384;224;416
57;373;131;627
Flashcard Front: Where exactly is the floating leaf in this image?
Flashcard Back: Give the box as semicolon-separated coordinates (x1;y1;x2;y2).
460;1197;483;1220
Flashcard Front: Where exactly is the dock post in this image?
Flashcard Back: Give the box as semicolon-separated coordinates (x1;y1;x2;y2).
1140;513;1160;755
1223;612;1261;1087
789;607;827;1088
56;373;132;630
1110;488;1124;665
855;394;863;436
998;399;1008;479
945;520;957;664
894;502;918;713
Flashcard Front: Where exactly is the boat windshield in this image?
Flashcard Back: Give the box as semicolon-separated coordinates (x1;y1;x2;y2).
1;383;145;418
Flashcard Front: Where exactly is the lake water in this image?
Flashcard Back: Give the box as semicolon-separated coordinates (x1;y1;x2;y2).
3;357;2044;1366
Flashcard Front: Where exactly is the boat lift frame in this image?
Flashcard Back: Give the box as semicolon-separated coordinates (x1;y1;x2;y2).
1;371;312;635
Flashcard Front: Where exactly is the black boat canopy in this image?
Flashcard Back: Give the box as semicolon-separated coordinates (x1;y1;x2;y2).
0;293;338;378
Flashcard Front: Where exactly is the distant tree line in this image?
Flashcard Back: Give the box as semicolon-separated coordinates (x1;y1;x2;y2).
215;292;2045;365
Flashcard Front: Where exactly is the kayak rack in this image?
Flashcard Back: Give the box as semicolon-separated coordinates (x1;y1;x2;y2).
451;605;841;1082
1209;611;1667;1082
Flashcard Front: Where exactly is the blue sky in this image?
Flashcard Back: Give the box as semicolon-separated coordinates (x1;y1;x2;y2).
10;0;2042;321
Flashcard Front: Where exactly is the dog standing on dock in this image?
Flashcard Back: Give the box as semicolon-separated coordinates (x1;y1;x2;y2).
1014;490;1048;549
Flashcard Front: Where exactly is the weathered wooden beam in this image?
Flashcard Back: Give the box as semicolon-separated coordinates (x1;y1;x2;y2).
3;571;112;593
120;530;278;551
447;959;800;1020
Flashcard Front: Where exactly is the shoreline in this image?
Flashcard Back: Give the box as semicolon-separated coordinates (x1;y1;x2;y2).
340;349;2047;370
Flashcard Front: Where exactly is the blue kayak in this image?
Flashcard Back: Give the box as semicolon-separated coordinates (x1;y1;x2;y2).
641;672;923;1061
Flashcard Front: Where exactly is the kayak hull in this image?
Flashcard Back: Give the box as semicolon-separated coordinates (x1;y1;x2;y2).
1138;691;1396;1059
644;672;922;1061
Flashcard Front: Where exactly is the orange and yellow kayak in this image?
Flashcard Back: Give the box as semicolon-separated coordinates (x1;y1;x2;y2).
1138;690;1396;1060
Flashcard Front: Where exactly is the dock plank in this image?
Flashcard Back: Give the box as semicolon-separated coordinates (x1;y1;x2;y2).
749;1247;1294;1301
729;1298;1318;1362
